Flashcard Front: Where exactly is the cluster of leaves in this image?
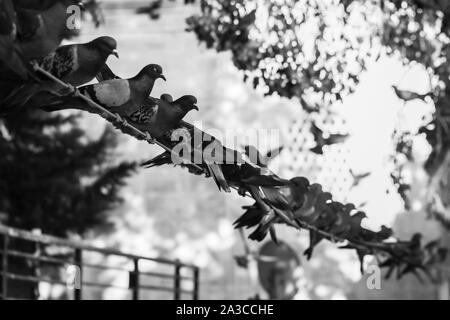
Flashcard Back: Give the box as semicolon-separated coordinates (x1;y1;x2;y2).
186;0;381;107
183;0;450;227
374;1;450;176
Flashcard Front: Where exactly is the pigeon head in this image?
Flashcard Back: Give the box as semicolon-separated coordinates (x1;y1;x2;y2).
353;211;367;219
160;93;173;102
289;176;310;192
89;36;118;58
177;95;199;111
380;225;393;238
139;64;166;81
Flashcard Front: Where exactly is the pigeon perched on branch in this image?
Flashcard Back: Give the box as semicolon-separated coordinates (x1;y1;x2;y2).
142;126;236;192
260;177;310;211
238;163;289;187
303;203;337;260
127;94;199;138
36;36;118;86
78;64;165;119
97;64;233;192
38;64;165;119
234;203;264;230
293;184;328;224
2;37;119;110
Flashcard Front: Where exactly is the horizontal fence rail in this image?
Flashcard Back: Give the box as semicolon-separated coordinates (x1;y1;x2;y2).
0;225;199;300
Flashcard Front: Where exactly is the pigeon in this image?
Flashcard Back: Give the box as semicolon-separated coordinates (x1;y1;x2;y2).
239;185;288;242
423;240;447;267
35;36;119;86
234;203;264;230
248;209;278;242
304;202;358;260
340;243;373;274
303;202;337;260
39;64;165;117
310;122;349;155
327;202;354;237
96;64;189;131
359;225;393;243
395;234;429;282
97;64;233;193
240;177;310;240
16;0;84;60
160;93;173;102
260;176;310;211
343;211;368;243
127;94;199;138
78;64;165;119
293;183;328;224
235;202;298;244
379;256;401;280
378;233;423;281
140;121;236;192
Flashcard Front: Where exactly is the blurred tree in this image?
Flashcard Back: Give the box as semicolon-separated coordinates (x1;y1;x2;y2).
0;110;135;236
0;109;135;299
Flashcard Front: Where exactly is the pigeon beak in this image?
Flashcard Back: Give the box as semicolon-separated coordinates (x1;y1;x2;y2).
159;74;167;81
78;2;86;11
111;50;119;58
192;105;199;111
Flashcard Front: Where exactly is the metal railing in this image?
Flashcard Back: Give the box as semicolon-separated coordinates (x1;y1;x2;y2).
0;225;199;300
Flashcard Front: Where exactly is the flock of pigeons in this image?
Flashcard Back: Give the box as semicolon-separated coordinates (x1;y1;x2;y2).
0;0;448;282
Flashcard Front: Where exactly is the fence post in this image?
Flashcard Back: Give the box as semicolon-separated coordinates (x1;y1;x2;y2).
1;234;9;299
132;258;139;300
74;248;82;300
174;261;181;300
193;267;199;300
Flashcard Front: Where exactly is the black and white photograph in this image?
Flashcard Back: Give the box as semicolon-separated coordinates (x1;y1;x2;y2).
1;0;450;307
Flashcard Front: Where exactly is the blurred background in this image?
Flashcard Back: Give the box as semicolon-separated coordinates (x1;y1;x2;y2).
1;0;450;300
